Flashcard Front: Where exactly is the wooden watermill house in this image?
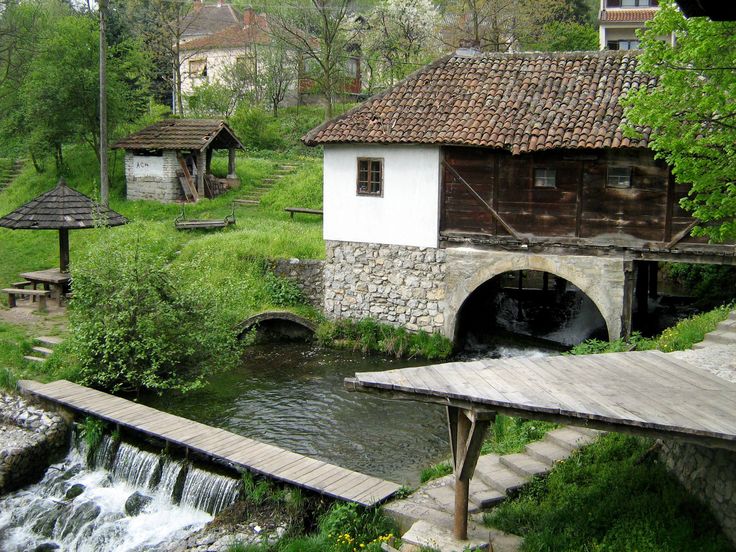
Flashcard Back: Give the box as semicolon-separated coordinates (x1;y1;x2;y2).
114;119;245;203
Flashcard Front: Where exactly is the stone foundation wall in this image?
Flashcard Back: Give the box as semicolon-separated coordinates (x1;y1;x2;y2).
324;240;447;332
270;258;324;308
660;441;736;546
125;151;183;202
0;393;70;494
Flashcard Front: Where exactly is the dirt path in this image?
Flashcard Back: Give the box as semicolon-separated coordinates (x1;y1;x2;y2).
0;303;68;338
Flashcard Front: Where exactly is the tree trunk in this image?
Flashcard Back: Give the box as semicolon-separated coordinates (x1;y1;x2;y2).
99;0;109;206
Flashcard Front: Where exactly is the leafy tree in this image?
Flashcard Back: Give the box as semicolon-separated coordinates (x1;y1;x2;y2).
70;223;241;395
623;0;736;242
360;0;440;90
267;0;355;118
532;20;598;51
439;0;569;52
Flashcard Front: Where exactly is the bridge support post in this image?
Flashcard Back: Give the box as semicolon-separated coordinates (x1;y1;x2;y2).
447;407;493;541
621;261;635;339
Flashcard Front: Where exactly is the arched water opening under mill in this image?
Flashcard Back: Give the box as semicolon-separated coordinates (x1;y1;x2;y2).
454;270;609;353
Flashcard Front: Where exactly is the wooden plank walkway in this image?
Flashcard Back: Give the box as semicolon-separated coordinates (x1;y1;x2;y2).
18;379;401;506
347;350;736;451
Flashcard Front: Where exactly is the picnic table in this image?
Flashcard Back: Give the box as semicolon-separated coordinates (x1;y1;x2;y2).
19;268;71;306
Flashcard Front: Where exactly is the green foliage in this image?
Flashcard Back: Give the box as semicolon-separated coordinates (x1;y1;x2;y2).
532;21;598;51
623;0;736;242
230;106;286;152
486;434;732;551
79;416;106;452
242;472;274;507
263;272;304;307
317;319;453;360
570;305;731;355
662;263;736;305
482;415;557;456
69;222;242;395
420;461;453;483
0;322;29;390
319;502;397;552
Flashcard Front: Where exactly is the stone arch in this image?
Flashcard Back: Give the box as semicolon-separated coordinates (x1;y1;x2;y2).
443;250;625;341
237;311;317;341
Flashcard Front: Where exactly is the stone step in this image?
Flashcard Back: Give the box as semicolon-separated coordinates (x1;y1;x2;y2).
383;498;455;534
499;453;550;478
524;440;571;466
545;427;597;452
35;336;63;347
31;346;53;357
401;520;522;552
701;330;736;345
24;355;45;364
425;482;483;514
233;199;259;205
448;474;507;509
474;454;527;494
277;164;298;170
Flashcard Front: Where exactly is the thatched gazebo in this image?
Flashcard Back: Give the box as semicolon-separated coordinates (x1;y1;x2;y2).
0;178;127;272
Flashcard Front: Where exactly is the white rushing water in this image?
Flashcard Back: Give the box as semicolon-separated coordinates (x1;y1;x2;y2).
0;436;242;551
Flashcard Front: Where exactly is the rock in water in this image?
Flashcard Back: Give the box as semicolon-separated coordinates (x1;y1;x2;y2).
125;491;153;516
64;483;85;500
34;543;60;552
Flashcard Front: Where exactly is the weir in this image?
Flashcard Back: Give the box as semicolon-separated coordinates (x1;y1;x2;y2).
18;379;401;506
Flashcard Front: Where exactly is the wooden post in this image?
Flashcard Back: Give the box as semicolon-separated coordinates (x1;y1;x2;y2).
196;150;206;196
59;228;70;273
99;0;109;207
447;406;493;541
621;260;635;339
228;148;236;178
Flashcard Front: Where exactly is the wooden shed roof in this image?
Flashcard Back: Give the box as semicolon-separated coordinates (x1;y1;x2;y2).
113;119;245;152
303;50;655;154
0;178;127;230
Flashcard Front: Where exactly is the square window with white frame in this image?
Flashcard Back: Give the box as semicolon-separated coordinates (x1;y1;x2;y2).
357;158;383;196
534;168;556;188
607;166;632;188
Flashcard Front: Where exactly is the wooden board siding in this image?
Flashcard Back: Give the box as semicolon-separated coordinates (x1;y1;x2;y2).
441;146;702;246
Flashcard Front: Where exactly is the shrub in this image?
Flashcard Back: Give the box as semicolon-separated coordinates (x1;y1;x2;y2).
319;503;397;552
230;106;284;151
69;223;241;395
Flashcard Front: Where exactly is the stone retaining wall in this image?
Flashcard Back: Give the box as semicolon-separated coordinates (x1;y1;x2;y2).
660;441;736;546
270;258;324;308
0;393;70;494
323;241;446;332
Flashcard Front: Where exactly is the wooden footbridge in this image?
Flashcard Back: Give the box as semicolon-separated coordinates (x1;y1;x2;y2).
18;379;401;506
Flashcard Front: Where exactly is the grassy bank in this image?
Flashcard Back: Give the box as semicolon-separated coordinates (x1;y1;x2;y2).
485;434;732;551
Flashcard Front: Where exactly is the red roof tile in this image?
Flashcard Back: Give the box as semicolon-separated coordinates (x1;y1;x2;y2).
113;119;244;151
600;8;658;22
303;50;654;153
180;22;270;51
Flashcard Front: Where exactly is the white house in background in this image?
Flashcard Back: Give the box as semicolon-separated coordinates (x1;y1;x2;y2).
180;0;243;44
598;0;658;50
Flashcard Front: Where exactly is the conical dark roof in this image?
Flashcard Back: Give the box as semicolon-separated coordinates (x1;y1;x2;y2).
0;178;127;230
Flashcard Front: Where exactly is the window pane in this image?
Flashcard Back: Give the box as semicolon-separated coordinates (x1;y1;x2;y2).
357;159;382;195
607;167;631;188
534;168;556;188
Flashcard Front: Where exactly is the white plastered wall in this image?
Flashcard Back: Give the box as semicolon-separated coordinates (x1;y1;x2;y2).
323;144;441;248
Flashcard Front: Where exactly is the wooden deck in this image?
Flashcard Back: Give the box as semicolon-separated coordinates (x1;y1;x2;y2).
346;350;736;452
19;379;401;506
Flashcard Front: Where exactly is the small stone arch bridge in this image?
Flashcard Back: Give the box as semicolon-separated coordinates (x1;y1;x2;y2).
237;311;317;341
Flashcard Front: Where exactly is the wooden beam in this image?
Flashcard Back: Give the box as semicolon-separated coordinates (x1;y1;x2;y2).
665;219;698;249
228;148;236;178
442;160;523;241
196;150;206;197
447;406;492;540
621;261;635;340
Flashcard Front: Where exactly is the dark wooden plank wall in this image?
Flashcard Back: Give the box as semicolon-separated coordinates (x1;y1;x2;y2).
441;146;698;244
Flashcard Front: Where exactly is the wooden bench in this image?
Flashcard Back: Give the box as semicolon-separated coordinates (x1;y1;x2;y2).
174;207;235;230
3;288;51;311
284;207;323;219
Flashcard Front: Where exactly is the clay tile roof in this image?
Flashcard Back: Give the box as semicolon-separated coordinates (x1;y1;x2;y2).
181;3;242;40
600;8;658;22
303;50;655;154
180;18;269;51
0;179;127;230
113;119;244;152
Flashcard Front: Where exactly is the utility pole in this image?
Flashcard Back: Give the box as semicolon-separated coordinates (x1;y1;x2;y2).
99;0;109;206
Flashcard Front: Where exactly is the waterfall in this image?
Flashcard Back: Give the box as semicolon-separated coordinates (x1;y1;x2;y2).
179;466;242;515
0;436;243;551
110;442;161;489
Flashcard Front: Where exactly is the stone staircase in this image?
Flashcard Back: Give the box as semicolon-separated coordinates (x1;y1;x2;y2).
386;426;602;552
0;159;25;192
234;163;300;206
692;311;736;349
23;336;63;365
